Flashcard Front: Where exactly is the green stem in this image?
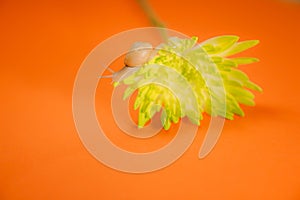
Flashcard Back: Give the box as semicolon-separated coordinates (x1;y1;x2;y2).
136;0;168;41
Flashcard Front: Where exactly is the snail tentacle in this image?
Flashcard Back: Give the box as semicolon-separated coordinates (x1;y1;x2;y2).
100;75;113;79
107;67;115;73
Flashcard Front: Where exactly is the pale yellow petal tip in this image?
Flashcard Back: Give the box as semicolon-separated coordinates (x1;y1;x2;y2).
113;82;120;87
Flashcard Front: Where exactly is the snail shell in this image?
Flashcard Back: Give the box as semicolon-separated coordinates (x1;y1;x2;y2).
113;42;154;82
124;42;153;67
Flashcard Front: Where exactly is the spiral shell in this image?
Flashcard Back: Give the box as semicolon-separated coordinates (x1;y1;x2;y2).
124;42;153;67
111;42;154;83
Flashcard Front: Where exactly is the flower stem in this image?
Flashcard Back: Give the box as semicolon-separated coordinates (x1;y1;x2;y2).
136;0;168;41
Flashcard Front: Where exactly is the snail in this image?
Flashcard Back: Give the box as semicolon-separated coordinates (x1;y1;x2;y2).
101;42;155;82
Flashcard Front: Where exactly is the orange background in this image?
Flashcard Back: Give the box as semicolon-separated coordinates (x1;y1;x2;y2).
1;0;300;199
